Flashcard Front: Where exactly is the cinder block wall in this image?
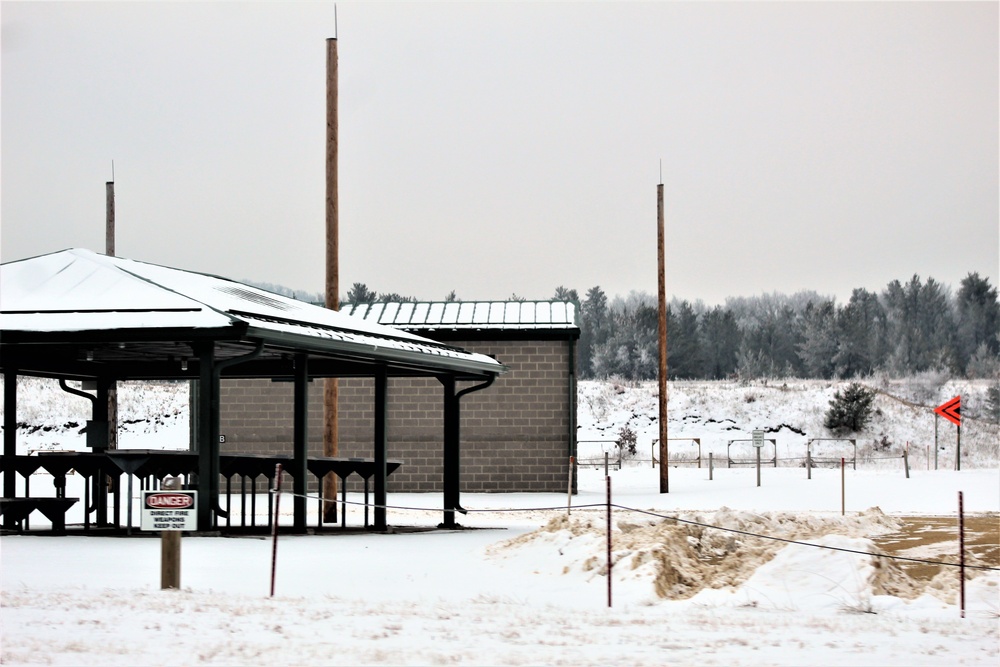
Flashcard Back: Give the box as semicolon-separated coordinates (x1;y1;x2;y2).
218;339;576;493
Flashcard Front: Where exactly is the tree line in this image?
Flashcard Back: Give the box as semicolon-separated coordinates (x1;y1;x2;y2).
291;273;998;382
571;273;998;381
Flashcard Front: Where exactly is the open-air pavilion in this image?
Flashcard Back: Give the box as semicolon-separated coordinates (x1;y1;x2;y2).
0;248;506;533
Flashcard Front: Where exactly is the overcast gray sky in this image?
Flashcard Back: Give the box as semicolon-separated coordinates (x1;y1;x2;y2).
2;1;997;305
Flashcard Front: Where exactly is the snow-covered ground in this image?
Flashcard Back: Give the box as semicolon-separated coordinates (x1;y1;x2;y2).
1;378;998;666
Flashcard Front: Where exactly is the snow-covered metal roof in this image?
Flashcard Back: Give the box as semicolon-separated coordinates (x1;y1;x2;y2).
1;249;505;377
341;301;579;332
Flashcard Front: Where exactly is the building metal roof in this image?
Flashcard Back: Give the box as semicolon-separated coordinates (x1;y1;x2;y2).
341;300;579;333
1;249;505;379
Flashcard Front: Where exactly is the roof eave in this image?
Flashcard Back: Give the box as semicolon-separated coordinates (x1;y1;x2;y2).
244;326;508;378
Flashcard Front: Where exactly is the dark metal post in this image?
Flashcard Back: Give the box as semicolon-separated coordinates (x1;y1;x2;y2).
841;457;845;516
292;354;309;531
3;370;16;512
959;491;966;618
934;415;939;470
756;445;761;487
195;343;215;530
442;376;459;528
956;424;961;471
606;474;612;608
373;365;388;530
270;463;283;597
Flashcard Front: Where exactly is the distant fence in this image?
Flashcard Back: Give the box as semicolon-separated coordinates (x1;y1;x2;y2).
576;440;621;470
806;438;857;470
651;439;702;468
727;439;777;468
577;438;703;469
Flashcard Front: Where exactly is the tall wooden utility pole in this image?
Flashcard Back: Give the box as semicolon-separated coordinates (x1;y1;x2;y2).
322;36;340;522
657;181;668;493
106;174;118;451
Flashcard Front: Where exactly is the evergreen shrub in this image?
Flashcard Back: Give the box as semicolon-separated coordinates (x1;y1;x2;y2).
824;383;877;435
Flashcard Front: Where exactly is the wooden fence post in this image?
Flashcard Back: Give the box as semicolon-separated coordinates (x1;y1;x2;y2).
160;477;181;590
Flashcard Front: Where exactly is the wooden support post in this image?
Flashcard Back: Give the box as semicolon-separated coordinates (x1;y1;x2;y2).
903;448;910;479
323;35;340;524
160;477;181;590
657;182;668;494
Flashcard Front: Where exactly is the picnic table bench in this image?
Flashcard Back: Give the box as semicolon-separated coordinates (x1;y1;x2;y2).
0;497;79;532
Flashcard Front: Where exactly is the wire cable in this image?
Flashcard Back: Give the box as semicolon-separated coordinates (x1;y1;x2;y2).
268;490;1000;572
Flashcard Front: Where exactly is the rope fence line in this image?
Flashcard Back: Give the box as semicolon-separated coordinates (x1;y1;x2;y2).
270;488;607;514
269;488;1000;573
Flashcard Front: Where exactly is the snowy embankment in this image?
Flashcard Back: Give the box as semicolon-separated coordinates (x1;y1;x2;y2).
577;378;999;470
1;377;998;666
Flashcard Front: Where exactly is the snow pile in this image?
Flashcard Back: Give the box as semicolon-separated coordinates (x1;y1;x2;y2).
487;507;936;604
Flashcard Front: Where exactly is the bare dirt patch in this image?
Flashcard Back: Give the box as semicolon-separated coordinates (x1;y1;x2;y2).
872;514;999;581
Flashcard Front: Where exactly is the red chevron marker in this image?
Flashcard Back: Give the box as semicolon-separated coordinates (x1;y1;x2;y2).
934;395;961;427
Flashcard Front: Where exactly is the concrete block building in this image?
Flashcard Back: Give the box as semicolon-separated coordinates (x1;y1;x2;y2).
219;301;580;493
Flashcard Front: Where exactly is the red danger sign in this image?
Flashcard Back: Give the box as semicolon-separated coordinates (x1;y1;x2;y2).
146;493;194;509
141;490;197;531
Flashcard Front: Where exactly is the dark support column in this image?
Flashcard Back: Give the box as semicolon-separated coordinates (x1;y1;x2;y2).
4;370;17;506
195;343;215;530
210;340;262;525
373;365;388;531
293;353;309;531
568;338;578;494
209;367;223;521
94;378;111;524
442;376;459;528
95;379;111;443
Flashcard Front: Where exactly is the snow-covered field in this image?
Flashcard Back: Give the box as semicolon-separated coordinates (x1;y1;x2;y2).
1;378;998;666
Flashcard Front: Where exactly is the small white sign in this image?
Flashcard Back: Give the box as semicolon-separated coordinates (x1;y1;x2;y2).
752;430;765;448
141;490;197;531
